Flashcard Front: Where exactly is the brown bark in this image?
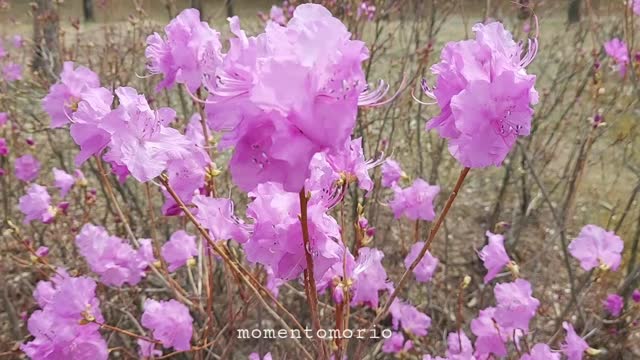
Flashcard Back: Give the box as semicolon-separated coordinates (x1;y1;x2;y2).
31;0;60;79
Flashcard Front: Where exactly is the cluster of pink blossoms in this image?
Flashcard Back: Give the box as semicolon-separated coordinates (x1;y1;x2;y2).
141;299;193;351
42;63;212;213
14;154;40;182
18;184;56;224
423;22;538;168
145;5;379;193
21;270;108;360
145;8;222;92
380;158;406;187
42;62;107;128
75;224;155;287
568;224;623;271
202;5;373;192
389;178;440;220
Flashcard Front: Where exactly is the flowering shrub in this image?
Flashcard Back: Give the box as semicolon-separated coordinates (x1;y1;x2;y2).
1;1;640;359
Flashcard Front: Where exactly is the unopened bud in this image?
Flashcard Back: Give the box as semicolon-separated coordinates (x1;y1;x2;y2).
598;262;610;272
462;275;471;289
81;308;96;323
507;261;520;278
586;347;603;356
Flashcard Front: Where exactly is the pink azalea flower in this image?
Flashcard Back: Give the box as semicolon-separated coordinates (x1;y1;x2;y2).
357;1;376;21
633;0;640;16
192;195;251;243
68;87;114;165
604;38;629;76
205;5;370;192
102;87;203;182
12;34;23;48
265;266;285;298
15;154;40;182
75;224;155;286
494;279;539;332
2;62;22;82
471;307;507;358
42;61;106;128
53;168;75;197
161;230;198;272
305;151;343;208
249;352;273;360
423;21;538;168
145;8;222;92
138;339;162;359
349;247;393;308
162;152;209;215
18;184;55;224
184;112;210;147
317;246;391;307
404;242;438;282
389;178;440;221
22;272;108;360
0;112;7;126
446;331;476;360
269;5;286;25
382;332;413;354
521;343;560;360
478;231;510;283
603;293;624;317
0;137;7;156
141;299;193;351
325;137;381;192
389;298;432;336
244;182;342;281
561;322;589;360
33;269;69;307
35;246;49;257
381;158;405;187
568;224;623;271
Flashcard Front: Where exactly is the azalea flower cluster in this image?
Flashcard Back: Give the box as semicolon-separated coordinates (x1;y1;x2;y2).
201;5;372;192
41;63;212;213
423;22;538;168
21;270;108;360
75;224;155;287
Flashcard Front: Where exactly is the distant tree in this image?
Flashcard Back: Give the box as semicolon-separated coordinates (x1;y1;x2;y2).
568;0;581;23
31;0;60;79
83;0;95;22
226;0;234;18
